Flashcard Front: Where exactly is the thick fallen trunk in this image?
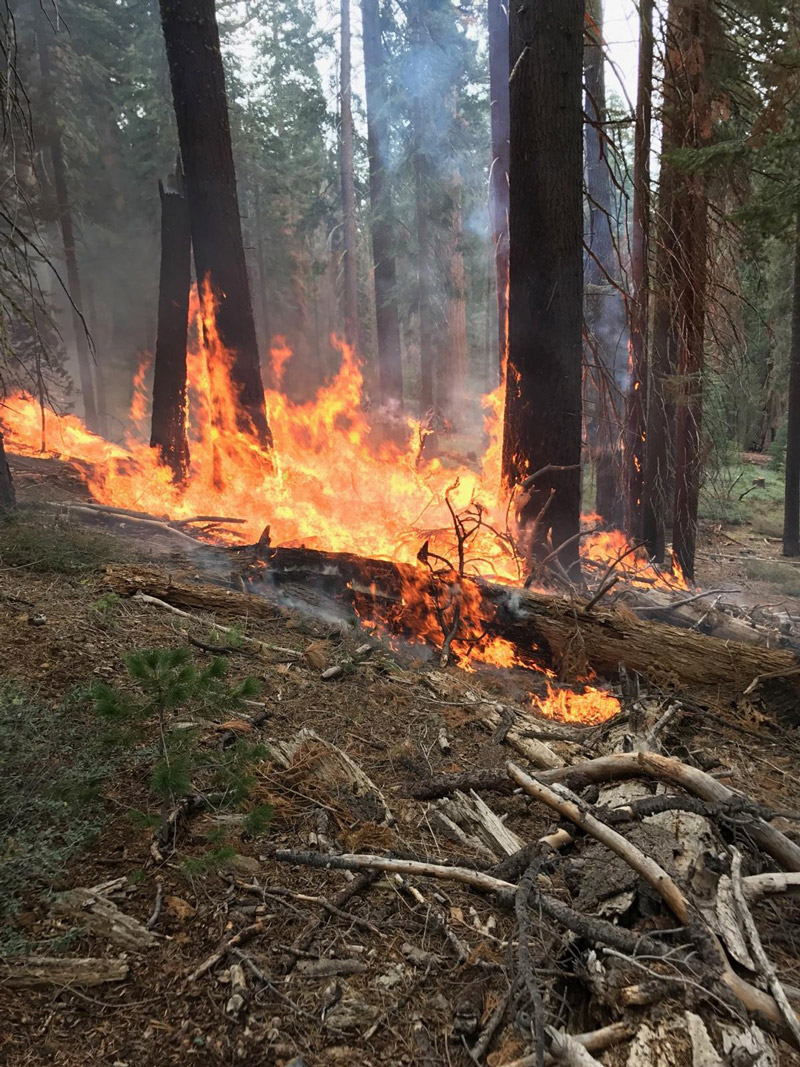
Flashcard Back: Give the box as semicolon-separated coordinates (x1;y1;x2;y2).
104;548;800;715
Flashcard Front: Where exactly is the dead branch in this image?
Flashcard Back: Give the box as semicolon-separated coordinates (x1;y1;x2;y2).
743;872;800;901
274;849;516;894
730;848;800;1047
497;1023;634;1067
507;762;690;923
0;956;129;988
188;920;267;982
545;1028;603;1067
539;751;800;871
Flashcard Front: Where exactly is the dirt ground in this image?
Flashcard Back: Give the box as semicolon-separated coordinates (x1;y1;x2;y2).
2;459;800;1067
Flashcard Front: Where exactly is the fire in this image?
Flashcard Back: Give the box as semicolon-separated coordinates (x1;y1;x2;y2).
129;353;152;426
581;528;690;591
1;282;688;674
533;682;621;725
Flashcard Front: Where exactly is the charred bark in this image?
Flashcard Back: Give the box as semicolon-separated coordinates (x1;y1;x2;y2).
626;0;653;540
0;430;15;511
158;0;271;447
488;0;509;379
361;0;403;405
150;165;191;481
584;0;626;528
502;0;584;566
36;20;98;435
340;0;360;353
783;208;800;557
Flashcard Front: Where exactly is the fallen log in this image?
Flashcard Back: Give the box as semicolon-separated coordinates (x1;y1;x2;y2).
0;956;129;988
104;550;800;716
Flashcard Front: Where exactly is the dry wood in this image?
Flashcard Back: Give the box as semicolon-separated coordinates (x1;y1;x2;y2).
51;887;159;951
480;704;564;768
507;762;690;924
105;554;800;712
498;1022;634;1067
53;503;203;548
539;751;800;871
0;956;130;988
545;1028;603;1067
730;848;800;1047
433;789;525;859
274;849;516;894
743;871;800;900
277;871;378;974
188;920;267;982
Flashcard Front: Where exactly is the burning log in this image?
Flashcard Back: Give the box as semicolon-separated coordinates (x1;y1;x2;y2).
106;549;800;717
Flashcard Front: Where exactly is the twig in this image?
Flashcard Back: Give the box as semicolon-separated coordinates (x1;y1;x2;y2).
730;848;800;1047
470;990;511;1063
147;877;164;930
260;886;384;937
188;921;267;982
583;574;620;611
274;850;516;895
231;950;318;1022
507;762;690;924
516;861;545;1067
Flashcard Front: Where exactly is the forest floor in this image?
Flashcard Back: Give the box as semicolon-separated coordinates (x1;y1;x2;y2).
1;454;800;1066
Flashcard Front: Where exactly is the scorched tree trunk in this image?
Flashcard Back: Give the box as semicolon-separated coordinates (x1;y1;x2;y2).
502;0;584;567
151;165;191;481
0;430;14;511
626;0;653;540
783;207;800;557
158;0;271;447
340;0;360;353
488;0;509;380
361;0;403;405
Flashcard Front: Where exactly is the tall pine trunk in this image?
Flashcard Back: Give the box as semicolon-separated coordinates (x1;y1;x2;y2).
783;209;800;557
626;0;653;540
340;0;360;352
488;0;509;380
150;166;191;481
361;0;403;404
158;0;271;447
0;430;14;511
36;20;98;434
252;182;273;364
584;0;626;527
502;0;584;567
669;0;712;583
440;160;469;428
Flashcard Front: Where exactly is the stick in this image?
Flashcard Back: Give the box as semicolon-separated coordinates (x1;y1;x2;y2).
187;920;267;982
54;503;203;548
583;574;620;612
539;752;800;872
743;872;800;901
174;515;247;526
545;1028;604;1067
274;850;516;895
470;990;511;1063
730;848;800;1047
497;1023;634;1067
147;877;164;930
507;762;690;924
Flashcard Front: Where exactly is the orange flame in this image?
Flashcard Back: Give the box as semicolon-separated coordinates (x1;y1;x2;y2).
533;682;621;725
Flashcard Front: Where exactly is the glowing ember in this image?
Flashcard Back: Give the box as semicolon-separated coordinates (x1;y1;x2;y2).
532;682;621;725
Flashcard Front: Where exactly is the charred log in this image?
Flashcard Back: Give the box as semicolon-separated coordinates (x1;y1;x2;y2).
0;430;14;511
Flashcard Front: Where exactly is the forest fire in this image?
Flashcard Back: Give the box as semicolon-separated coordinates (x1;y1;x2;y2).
2;288;681;725
532;682;621;726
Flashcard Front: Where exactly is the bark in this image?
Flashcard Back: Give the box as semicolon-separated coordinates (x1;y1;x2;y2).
36;21;98;434
106;551;800;716
340;0;360;352
150;165;191;481
670;0;712;582
252;182;273;359
411;14;437;415
0;430;15;511
439;159;469;428
488;0;510;379
584;0;626;527
626;0;653;540
361;0;403;404
783;208;800;557
158;0;271;447
502;0;584;566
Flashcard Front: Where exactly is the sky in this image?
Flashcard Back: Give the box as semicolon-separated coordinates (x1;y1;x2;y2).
604;0;641;106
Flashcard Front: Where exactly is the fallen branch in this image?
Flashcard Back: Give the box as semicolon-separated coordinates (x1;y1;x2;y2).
0;956;129;988
497;1022;634;1067
743;872;800;901
539;751;800;872
730;848;800;1047
507;762;690;924
188;920;267;982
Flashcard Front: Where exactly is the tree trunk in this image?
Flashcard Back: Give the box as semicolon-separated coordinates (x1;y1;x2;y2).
488;0;510;380
670;0;712;583
157;0;271;447
361;0;403;405
150;166;191;481
413;98;436;414
36;21;98;435
253;182;273;368
340;0;360;353
584;0;627;528
440;161;469;429
502;0;584;567
626;0;653;541
783;209;800;557
0;430;15;511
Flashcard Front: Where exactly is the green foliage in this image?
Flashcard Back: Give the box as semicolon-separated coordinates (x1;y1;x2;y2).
90;647;266;840
180;846;238;880
91;591;122;629
0;685;115;953
769;419;788;470
0;514;125;573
